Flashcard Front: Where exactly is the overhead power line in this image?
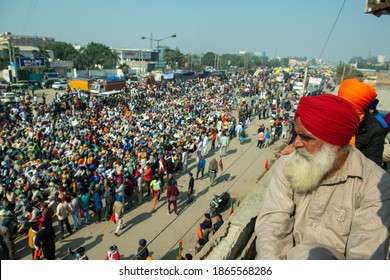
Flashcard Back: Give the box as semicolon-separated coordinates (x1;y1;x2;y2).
22;0;37;35
318;0;347;60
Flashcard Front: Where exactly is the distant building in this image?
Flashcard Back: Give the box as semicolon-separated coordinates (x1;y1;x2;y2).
253;52;267;57
288;59;298;66
112;48;163;73
0;31;54;68
0;45;54;61
113;48;158;62
0;32;54;47
377;55;385;65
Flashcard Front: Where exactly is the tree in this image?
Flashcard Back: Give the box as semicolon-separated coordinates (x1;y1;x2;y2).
335;62;363;84
188;53;202;70
0;46;11;70
280;57;290;67
269;58;281;68
118;63;129;76
349;56;386;70
112;50;121;67
82;42;117;69
73;47;86;70
165;48;185;69
45;41;78;61
32;45;51;67
201;52;217;68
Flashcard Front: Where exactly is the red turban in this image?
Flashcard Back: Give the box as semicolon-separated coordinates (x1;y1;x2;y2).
295;94;359;146
338;78;377;122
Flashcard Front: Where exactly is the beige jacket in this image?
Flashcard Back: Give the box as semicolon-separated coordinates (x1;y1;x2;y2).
113;201;123;219
383;132;390;162
255;147;390;260
56;202;71;221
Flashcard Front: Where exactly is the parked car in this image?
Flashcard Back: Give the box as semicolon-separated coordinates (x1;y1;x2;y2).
0;82;9;90
52;81;69;90
292;81;304;95
42;78;59;89
0;92;17;103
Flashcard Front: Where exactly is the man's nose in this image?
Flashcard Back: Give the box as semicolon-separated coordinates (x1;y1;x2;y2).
292;135;304;149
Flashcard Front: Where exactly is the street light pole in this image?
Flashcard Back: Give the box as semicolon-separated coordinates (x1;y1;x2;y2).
141;34;176;71
7;35;18;83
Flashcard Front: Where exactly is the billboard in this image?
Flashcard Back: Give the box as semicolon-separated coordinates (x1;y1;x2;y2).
19;57;46;68
51;60;73;68
122;50;152;60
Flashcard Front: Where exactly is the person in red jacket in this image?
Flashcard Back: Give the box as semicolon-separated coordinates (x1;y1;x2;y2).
210;130;217;151
105;245;120;260
166;175;180;215
143;164;152;197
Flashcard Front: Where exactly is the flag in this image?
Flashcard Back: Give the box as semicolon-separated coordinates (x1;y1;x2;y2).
79;207;84;219
219;158;223;172
229;199;234;216
33;249;42;260
265;159;269;171
110;214;116;224
197;224;204;239
176;240;183;260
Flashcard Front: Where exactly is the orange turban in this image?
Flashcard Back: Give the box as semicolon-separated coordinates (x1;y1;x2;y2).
338;78;377;122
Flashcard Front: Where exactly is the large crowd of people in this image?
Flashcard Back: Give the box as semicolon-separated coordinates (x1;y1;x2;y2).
0;69;298;259
2;68;388;260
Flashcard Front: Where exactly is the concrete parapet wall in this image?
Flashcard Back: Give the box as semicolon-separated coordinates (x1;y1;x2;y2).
195;164;273;260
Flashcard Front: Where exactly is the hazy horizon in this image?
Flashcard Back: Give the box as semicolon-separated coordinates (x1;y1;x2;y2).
1;0;389;64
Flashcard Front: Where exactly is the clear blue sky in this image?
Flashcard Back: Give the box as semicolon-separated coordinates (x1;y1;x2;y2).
1;0;389;63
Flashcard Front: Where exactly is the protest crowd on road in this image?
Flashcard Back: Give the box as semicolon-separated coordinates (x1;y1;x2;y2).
0;69;340;259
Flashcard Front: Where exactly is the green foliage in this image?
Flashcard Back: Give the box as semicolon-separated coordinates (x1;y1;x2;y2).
201;52;217;68
199;52;288;70
72;47;85;70
32;46;49;58
335;63;363;83
45;41;78;60
121;65;129;75
2;36;389;74
349;56;386;70
165;48;185;69
0;47;10;69
0;46;23;69
32;45;51;67
66;42;119;70
268;58;281;68
48;43;117;71
221;54;243;68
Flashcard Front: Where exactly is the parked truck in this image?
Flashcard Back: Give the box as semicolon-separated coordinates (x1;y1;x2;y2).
70;78;94;92
90;76;126;96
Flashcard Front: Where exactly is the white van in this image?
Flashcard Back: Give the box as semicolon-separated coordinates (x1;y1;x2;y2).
0;92;17;103
293;82;304;95
52;81;69;90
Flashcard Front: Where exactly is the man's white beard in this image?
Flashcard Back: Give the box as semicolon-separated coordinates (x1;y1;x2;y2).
285;143;339;193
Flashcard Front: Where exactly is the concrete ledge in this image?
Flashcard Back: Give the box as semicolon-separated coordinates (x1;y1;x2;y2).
195;158;275;260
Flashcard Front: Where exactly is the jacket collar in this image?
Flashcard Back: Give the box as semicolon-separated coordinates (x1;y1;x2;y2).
321;147;363;185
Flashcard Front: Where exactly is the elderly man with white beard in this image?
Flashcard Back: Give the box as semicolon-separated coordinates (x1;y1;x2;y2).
255;94;390;260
